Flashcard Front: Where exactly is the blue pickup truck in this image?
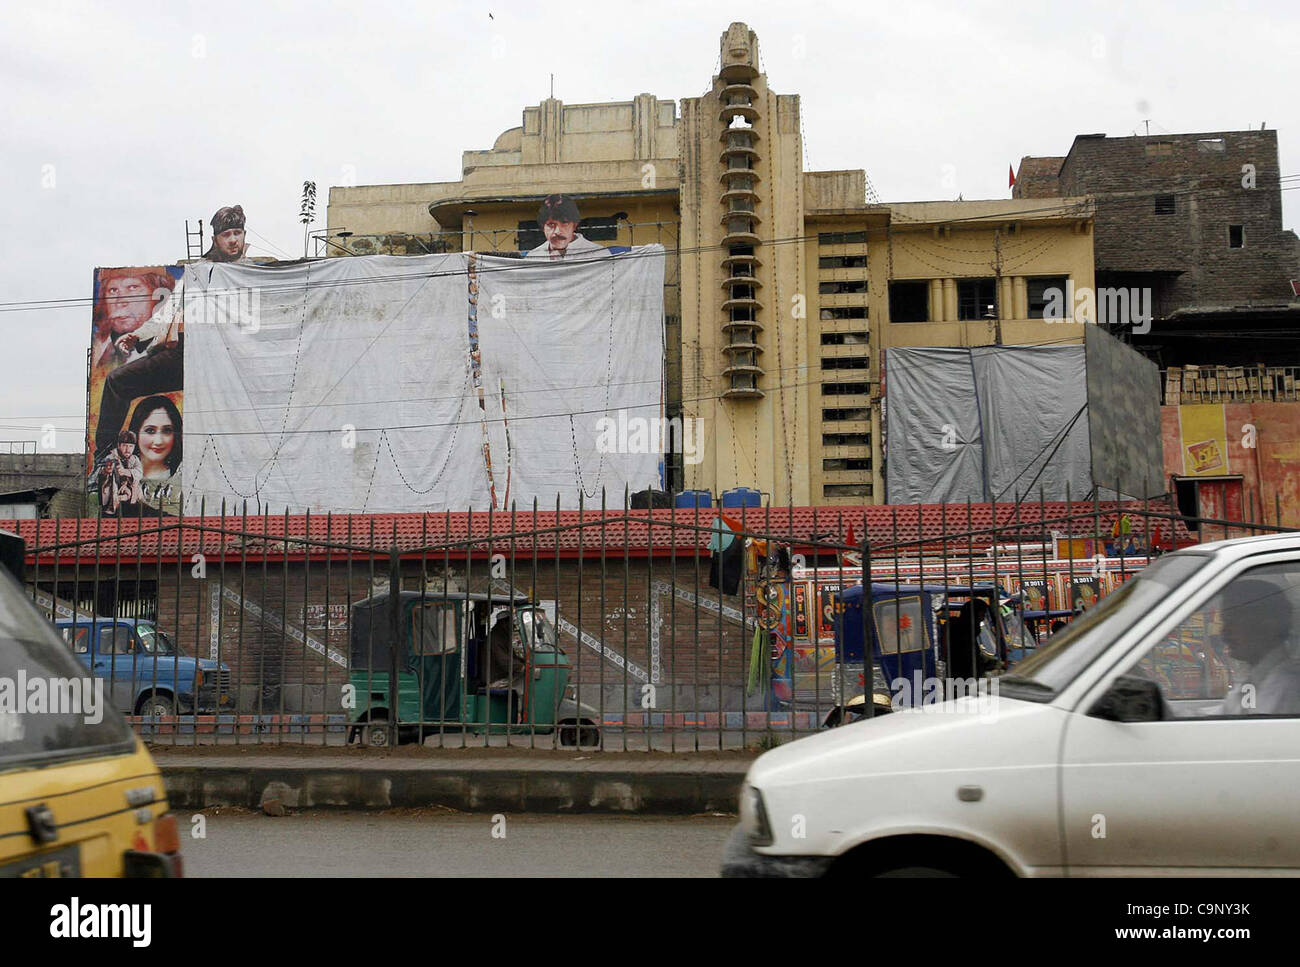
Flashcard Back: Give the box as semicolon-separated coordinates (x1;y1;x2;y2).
54;618;233;717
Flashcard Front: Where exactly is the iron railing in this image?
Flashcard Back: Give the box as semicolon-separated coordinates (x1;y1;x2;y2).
15;487;1293;751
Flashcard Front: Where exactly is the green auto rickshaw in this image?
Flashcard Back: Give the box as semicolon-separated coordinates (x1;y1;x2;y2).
345;589;600;747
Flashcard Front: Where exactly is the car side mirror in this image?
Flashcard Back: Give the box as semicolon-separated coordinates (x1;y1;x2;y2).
1089;675;1166;723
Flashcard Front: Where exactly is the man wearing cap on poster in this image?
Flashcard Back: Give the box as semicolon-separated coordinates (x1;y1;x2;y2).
203;204;250;262
98;430;144;517
525;194;612;261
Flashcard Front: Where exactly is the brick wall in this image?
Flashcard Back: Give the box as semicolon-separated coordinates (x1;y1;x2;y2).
1056;131;1298;309
45;555;756;714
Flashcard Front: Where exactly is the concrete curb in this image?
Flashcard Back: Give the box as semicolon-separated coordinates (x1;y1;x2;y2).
159;760;749;815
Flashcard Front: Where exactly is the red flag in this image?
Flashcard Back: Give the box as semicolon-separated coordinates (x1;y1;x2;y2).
1008;164;1017;188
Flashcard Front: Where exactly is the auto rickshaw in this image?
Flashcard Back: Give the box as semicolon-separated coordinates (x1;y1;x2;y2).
822;583;1013;727
346;589;600;747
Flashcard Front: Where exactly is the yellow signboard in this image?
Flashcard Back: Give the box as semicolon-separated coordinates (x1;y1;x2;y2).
1179;404;1229;476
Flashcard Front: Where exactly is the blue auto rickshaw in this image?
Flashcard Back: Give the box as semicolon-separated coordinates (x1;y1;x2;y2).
821;582;1011;727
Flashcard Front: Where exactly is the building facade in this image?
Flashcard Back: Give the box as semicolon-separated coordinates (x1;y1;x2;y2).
1016;130;1300;525
1015;130;1300;366
329;22;1095;507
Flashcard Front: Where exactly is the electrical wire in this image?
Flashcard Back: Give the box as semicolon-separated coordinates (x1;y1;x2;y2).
4;176;1297;316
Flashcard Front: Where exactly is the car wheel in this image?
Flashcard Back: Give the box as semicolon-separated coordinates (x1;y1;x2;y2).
365;715;392;748
558;720;599;747
136;691;175;719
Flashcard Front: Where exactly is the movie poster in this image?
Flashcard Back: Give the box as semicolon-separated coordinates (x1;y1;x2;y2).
1017;577;1052;613
85;206;251;518
1069;575;1101;612
87;265;185;518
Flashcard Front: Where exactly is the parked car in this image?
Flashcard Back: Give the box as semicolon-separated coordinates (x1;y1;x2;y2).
53;617;233;717
723;532;1300;876
0;531;182;877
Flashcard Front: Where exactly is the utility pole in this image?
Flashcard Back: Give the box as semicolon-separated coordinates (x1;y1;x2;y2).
992;228;1004;346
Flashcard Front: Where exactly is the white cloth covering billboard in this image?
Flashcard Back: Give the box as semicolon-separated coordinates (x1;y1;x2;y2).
181;248;665;513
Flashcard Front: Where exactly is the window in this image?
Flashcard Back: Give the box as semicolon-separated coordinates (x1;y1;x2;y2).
823;458;871;471
1027;276;1069;320
820;332;868;346
820;306;867;320
821;357;869;370
823;483;872;498
1229;225;1245;249
822;381;870;396
99;627;134;655
823;407;870;422
1125;562;1300;717
818;231;867;246
889;281;929;323
823;432;870;447
1154;195;1176;216
413;604;458;656
818;280;867;294
61;626;90;654
957;278;998;321
819;255;867;269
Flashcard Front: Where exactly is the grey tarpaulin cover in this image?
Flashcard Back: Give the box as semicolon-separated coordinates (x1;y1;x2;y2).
180;248;665;513
885;346;1092;504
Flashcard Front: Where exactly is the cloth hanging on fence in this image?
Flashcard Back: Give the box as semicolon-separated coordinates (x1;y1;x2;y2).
707;513;744;595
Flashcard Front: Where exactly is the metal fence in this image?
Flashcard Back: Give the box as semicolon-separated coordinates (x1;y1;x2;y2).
17;489;1293;751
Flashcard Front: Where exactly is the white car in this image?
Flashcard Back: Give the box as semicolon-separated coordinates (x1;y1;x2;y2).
723;532;1300;877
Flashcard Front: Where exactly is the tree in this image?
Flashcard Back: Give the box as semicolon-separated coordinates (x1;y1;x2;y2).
300;180;317;258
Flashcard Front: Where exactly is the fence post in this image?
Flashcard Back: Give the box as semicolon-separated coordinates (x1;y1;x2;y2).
388;547;401;737
860;528;875;719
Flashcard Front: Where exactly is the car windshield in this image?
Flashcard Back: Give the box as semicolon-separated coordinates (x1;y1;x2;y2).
1000;553;1209;701
136;625;179;655
519;608;559;652
0;570;135;768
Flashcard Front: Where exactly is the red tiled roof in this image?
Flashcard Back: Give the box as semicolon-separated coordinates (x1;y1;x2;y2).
14;500;1191;565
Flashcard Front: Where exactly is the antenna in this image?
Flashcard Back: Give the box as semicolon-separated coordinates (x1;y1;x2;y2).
550;73;554;98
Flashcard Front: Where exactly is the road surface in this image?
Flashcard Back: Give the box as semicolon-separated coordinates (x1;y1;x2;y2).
182;811;734;877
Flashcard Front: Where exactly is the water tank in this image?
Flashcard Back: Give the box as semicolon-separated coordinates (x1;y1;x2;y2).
721;487;762;508
674;490;714;509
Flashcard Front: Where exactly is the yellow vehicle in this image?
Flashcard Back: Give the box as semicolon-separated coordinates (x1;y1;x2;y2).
0;531;182;877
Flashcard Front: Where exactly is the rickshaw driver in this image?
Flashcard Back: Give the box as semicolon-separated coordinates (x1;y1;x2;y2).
1217;578;1300;716
486;611;529;721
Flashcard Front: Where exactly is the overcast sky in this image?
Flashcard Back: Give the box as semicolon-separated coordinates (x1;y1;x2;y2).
2;0;1296;451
